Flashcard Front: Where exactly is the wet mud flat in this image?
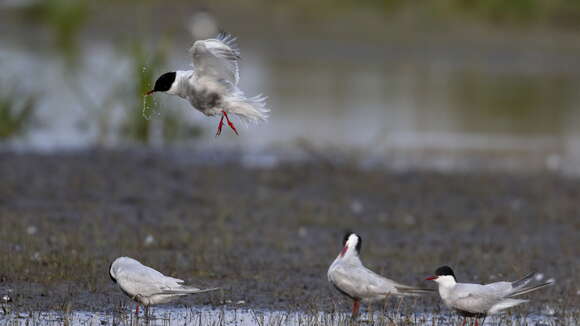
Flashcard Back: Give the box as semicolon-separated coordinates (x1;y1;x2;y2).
0;149;578;319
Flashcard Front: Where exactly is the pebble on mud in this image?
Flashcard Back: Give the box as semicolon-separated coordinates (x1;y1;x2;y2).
144;234;155;246
349;200;364;214
26;226;37;235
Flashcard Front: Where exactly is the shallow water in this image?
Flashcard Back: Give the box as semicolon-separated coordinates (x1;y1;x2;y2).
2;3;580;173
0;307;572;326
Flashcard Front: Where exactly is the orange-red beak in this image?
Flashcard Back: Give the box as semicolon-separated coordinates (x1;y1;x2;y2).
144;90;155;96
425;275;438;281
339;245;348;257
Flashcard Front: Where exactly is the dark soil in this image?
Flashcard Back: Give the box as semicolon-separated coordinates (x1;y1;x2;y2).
0;149;578;314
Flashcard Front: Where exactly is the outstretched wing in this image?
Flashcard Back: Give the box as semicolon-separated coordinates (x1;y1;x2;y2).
190;32;240;86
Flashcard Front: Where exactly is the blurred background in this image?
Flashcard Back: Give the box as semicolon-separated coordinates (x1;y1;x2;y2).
1;0;580;172
1;1;579;318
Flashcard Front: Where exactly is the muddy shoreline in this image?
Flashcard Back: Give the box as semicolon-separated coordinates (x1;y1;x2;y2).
0;149;578;314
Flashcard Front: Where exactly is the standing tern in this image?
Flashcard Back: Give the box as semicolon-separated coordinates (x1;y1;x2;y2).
145;32;269;136
327;232;434;319
426;265;554;325
109;257;219;315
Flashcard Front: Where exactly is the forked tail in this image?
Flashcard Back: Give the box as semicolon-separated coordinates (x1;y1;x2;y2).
395;284;435;296
162;287;220;295
510;281;554;297
510;272;555;297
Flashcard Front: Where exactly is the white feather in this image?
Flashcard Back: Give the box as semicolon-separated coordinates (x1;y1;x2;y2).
488;298;528;314
109;257;218;306
328;233;433;305
157;32;270;128
431;269;553;316
223;91;269;124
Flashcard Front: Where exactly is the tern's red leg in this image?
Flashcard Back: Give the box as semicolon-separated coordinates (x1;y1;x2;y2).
135;304;139;316
351;299;360;319
460;318;466;326
223;111;239;135
474;319;479;326
216;113;225;136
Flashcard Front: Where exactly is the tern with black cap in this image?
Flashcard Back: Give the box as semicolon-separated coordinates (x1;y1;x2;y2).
426;265;554;326
145;32;269;136
327;232;434;319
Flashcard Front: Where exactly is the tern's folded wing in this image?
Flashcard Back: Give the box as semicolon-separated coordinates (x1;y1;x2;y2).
117;264;184;297
330;265;399;299
329;267;360;298
450;284;504;313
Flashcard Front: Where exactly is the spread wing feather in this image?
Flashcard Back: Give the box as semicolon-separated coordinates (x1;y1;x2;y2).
190;32;240;86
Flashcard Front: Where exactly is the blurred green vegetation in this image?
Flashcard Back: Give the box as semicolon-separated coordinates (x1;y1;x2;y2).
22;0;88;62
121;42;202;144
0;89;37;139
439;0;580;25
280;0;580;26
450;71;574;134
121;41;165;143
12;0;580;31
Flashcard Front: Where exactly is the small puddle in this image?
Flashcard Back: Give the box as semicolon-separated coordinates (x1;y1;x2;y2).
0;307;570;326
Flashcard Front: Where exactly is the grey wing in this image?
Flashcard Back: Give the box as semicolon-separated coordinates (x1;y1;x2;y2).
451;284;505;313
330;265;396;299
190;32;240;86
483;281;514;297
117;264;183;297
329;267;360;298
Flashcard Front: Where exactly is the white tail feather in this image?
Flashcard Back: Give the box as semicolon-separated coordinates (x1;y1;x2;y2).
395;285;435;296
223;91;269;124
510;281;554;297
162;287;220;295
488;298;528;314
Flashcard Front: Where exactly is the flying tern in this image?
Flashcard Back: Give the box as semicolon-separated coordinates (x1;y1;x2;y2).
145;32;269;136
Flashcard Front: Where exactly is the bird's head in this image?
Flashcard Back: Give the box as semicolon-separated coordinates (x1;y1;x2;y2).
339;231;362;258
426;265;457;286
145;72;177;95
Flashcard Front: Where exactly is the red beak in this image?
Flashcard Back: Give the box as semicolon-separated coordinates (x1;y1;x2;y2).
339;245;348;257
425;275;438;281
144;90;155;96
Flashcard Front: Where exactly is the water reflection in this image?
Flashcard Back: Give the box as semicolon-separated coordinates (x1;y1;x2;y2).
0;307;570;326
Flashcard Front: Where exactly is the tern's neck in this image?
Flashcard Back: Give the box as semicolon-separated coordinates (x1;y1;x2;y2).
439;275;457;286
436;275;457;290
335;250;362;266
435;277;457;301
